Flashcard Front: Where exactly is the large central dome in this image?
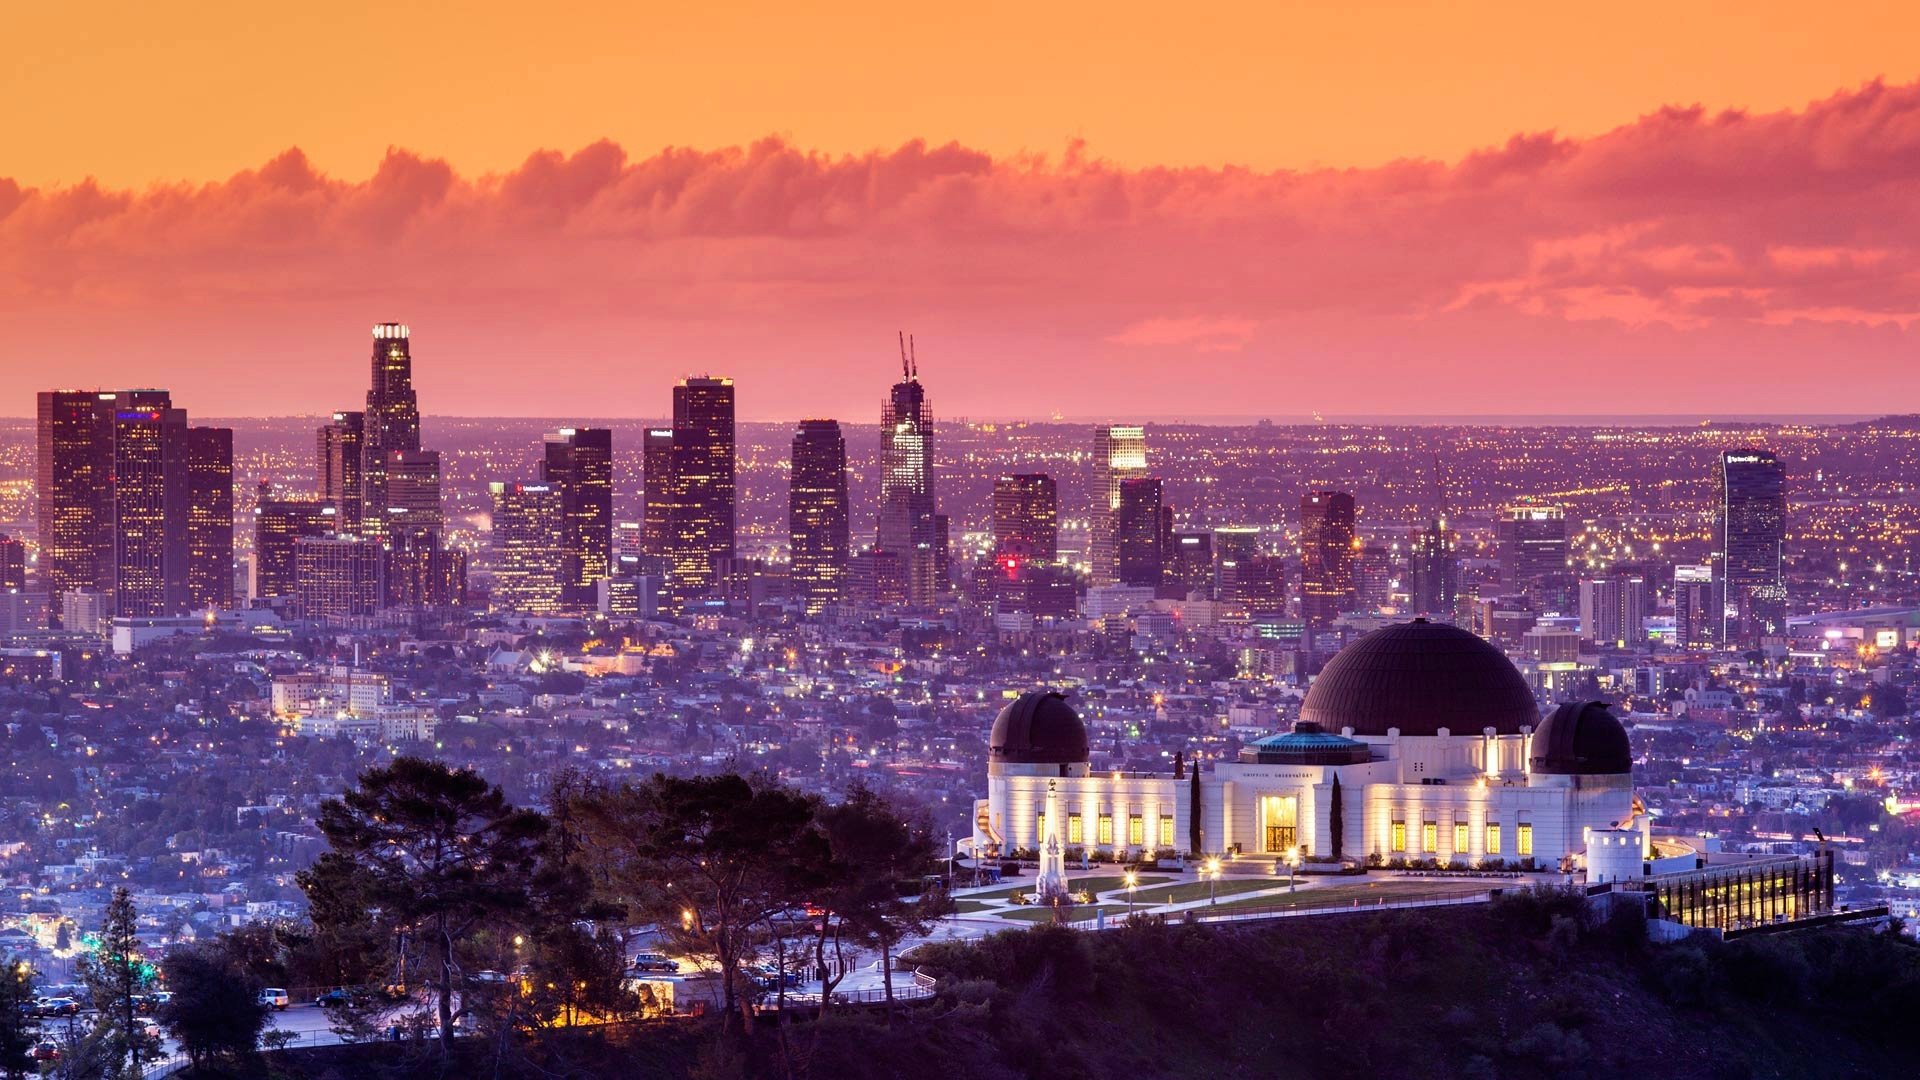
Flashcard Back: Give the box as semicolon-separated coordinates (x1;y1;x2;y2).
1299;620;1541;737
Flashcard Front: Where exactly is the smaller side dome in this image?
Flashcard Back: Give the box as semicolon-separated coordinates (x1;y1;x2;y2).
1530;701;1632;775
989;690;1090;764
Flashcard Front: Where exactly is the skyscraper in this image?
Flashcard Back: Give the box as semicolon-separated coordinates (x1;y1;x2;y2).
36;391;114;611
360;323;421;542
1674;564;1717;649
667;378;735;605
110;397;190;617
386;528;468;609
186;426;234;611
383;450;443;538
1498;505;1571;609
1299;490;1357;627
543;428;614;610
295;535;383;622
254;499;337;602
1090;424;1148;585
877;344;940;604
0;535;24;592
317;411;365;533
1212;526;1262;604
641;428;675;558
1408;518;1458;618
789;420;849;615
490;482;564;614
992;474;1058;566
1167;531;1213;598
1115;477;1165;588
1716;449;1787;646
1354;543;1393;611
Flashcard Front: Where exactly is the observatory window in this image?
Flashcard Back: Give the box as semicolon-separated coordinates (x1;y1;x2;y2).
1485;823;1501;854
1068;814;1083;845
1391;820;1407;853
1129;814;1145;847
1422;822;1437;853
1454;822;1470;853
1097;814;1114;846
1159;815;1175;848
1517;823;1534;857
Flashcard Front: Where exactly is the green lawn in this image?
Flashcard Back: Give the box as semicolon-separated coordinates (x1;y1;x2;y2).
1201;879;1492;913
952;899;996;914
998;904;1134;923
955;874;1170;901
1137;877;1287;905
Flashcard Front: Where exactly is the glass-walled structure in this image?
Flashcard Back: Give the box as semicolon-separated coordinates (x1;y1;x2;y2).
1643;851;1834;933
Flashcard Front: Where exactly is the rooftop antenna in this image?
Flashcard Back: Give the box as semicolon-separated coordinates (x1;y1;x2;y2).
898;331;909;380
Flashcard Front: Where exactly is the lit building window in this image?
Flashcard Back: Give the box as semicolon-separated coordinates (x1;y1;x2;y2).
1454;822;1469;853
1486;823;1501;854
1128;814;1144;847
1517;823;1534;857
1422;822;1437;853
1391;820;1407;852
1097;814;1114;846
1261;794;1298;853
1068;814;1083;845
1158;815;1174;848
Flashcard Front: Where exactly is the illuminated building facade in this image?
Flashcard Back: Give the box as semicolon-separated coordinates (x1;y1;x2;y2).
790;419;850;614
384;528;467;609
667;377;735;604
36;391;115;611
0;535;23;591
641;427;675;558
360;323;421;542
1498;505;1571;612
254;499;337;602
1167;531;1212;598
490;482;564;614
1212;526;1261;604
1408;518;1458;619
1090;424;1148;586
317;411;365;534
1115;477;1165;589
877;352;940;605
543;427;614;610
111;396;190;617
186;426;234;611
295;535;383;621
1300;490;1357;627
993;474;1058;567
1716;449;1787;646
1674;564;1717;649
383;449;443;538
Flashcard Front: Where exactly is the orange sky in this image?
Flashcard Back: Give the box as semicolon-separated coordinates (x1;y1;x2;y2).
8;1;1920;187
5;3;1920;419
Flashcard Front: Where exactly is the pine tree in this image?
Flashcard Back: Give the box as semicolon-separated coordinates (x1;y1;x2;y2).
0;956;38;1080
80;886;148;1078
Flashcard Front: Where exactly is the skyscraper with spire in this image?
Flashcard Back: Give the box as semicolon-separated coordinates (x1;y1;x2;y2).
360;323;423;542
876;334;940;604
1090;424;1148;585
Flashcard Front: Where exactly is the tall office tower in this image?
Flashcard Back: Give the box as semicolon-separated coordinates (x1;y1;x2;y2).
789;420;850;615
877;347;940;604
0;535;24;591
1168;532;1213;598
1578;578;1623;645
1618;574;1651;646
616;521;646;561
186;427;234;611
641;428;675;557
1090;424;1148;585
489;482;564;614
1115;477;1165;588
1498;505;1571;609
385;529;467;609
111;399;191;617
1212;526;1261;603
317;411;365;533
1674;565;1717;649
541;428;614;611
382;449;443;538
1237;553;1291;617
992;474;1058;566
36;391;115;611
360;323;422;542
667;377;735;603
1408;518;1458;618
1354;543;1393;611
1716;449;1788;645
1299;490;1357;627
295;535;383;621
254;500;338;601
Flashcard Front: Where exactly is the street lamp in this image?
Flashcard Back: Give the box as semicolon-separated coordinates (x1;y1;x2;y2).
1205;857;1221;905
1286;847;1300;892
1124;870;1138;923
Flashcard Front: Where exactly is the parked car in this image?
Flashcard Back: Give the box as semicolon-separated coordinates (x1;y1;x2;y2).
33;997;80;1018
258;987;290;1011
751;964;803;989
630;952;680;974
315;988;356;1007
31;1042;59;1062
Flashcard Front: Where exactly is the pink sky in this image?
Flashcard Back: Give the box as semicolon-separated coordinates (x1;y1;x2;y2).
4;79;1919;420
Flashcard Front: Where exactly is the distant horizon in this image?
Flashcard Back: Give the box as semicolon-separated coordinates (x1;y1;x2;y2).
0;411;1892;428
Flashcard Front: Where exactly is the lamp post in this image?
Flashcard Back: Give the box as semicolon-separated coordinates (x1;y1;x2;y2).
1124;870;1138;923
1286;847;1300;892
1206;857;1221;905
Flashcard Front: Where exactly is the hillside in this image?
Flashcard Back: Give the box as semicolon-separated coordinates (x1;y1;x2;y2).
261;892;1920;1080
